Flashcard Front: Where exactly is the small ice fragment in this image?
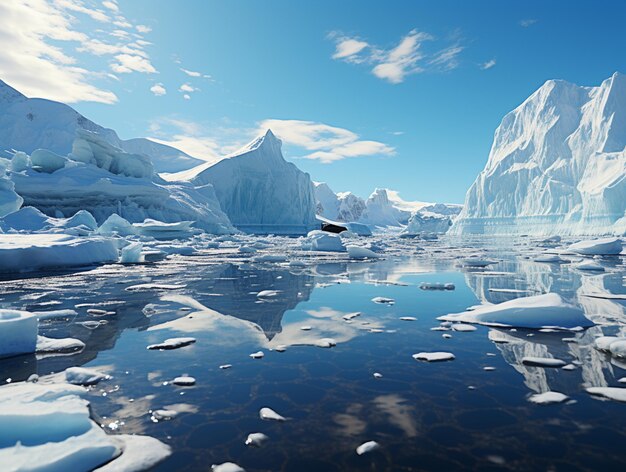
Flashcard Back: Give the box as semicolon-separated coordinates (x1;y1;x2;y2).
300;326;312;331
413;352;455;362
172;376;196;386
245;432;269;447
618;377;626;384
442;333;452;339
147;337;196;350
356;440;380;455
586;387;626;403
521;357;567;368
483;366;496;371
257;290;280;298
219;364;232;370
87;308;107;315
259;407;286;421
152;409;178;421
315;338;337;348
249;351;264;359
371;297;395;305
562;364;577;371
528;391;570;404
452;324;477;332
343;312;361;321
66;366;109;385
274;345;287;352
373;373;383;379
211;463;245;472
400;316;417;321
420;282;455;290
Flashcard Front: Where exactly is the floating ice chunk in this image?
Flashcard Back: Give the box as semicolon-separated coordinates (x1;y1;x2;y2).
147;337;196;350
30;148;68;173
0;234;118;273
594;336;626;355
238;246;257;254
438;293;592;330
372;296;395;305
249;351;264;359
343;312;361;321
172;376;196;386
452;324;477;332
95;434;172;472
534;254;566;263
253;254;288;263
0;310;38;359
259;407;286;421
528;391;570;404
420;282;455;290
576;260;605;271
586;387;626;402
442;333;452;339
133;219;194;239
483;366;496;371
66;367;110;386
300;326;312;331
151;409;178;421
521;357;567;368
315;338;337;348
219;364;232;369
562;364;577;371
120;242;144;264
413;352;455;362
97;214;136;236
36;335;85;354
306;230;346;252
245;432;269;447
569;237;623;255
356;440;380;455
346;245;380;259
400;316;417;321
257;290;280;298
373;372;383;379
211;463;246;472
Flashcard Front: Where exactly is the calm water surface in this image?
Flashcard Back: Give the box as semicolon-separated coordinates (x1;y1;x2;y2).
1;244;625;471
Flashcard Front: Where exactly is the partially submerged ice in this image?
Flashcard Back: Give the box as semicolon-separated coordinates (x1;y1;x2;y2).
0;310;38;359
439;293;593;330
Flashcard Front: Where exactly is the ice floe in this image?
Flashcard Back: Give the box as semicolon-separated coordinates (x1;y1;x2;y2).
259;407;286;421
245;432;269;447
147;337;196;350
569;237;623;256
0;310;38;359
412;352;455;362
528;391;570;404
66;367;110;386
356;440;381;455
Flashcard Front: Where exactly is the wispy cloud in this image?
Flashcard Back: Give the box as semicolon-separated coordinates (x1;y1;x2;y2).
329;29;463;83
0;0;157;104
519;19;538;27
179;83;197;93
258;119;395;163
480;59;496;70
150;83;166;96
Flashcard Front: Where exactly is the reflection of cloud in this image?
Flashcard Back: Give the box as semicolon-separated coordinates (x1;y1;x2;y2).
373;394;417;438
333;404;366;437
110;394;156;433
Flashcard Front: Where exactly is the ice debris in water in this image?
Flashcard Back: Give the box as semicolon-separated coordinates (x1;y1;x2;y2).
245;432;269;447
65;367;110;386
151;409;178;421
420;282;455;290
120;242;144;264
172;376;196;386
521;357;567;368
371;296;395;305
400;316;417;321
569;237;623;256
576;260;605;271
256;290;280;298
586;387;626;403
0;309;38;358
528;391;570;404
315;338;337;348
211;462;246;472
147;337;196;350
346;245;380;259
356;440;381;455
249;351;264;359
413;352;455;362
259;407;286;421
451;324;477;332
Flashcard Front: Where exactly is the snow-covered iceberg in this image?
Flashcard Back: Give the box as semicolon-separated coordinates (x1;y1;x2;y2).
452;72;626;236
0;234;118;273
167;130;318;235
5;130;235;233
402;211;453;235
0;79;202;173
0;310;38;359
438;293;593;330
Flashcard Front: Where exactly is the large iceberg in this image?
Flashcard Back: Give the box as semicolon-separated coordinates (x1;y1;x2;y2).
5;130;235;233
0;79;202;173
167;130;318;235
402;211;453;235
452;72;626;236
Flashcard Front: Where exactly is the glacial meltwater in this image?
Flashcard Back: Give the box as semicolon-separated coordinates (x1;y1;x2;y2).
1;236;625;471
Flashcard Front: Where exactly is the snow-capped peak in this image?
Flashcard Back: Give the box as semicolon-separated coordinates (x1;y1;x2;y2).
0;79;26;105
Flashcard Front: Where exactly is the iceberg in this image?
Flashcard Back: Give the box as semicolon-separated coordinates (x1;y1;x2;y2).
0;171;22;218
0;310;38;359
0;234;118;273
5;131;235;234
402;211;453;235
569;237;623;255
438;293;593;330
167;130;318;235
0;79;202;173
452;73;626;236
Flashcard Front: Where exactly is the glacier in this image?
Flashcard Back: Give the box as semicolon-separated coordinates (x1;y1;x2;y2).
4;130;235;234
451;72;626;236
166;130;319;235
0;79;202;173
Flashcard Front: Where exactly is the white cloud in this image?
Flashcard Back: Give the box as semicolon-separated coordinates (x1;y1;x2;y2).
179;83;197;93
136;24;152;34
102;1;119;12
111;53;156;73
0;0;117;103
330;28;464;83
183;94;191;100
259;119;395;164
150;83;166;96
519;19;538;27
481;59;496;70
55;0;110;23
181;68;201;77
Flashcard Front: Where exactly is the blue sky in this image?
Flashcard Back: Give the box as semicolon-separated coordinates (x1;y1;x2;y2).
1;0;625;203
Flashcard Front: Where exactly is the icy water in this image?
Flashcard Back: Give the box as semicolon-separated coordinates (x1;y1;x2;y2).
1;239;626;471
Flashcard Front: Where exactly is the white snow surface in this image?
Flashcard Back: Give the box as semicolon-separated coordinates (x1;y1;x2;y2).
0;79;203;173
168;130;318;235
439;293;593;330
452;72;626;236
0;310;38;358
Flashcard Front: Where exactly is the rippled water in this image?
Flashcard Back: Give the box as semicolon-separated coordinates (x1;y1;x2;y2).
1;240;625;471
